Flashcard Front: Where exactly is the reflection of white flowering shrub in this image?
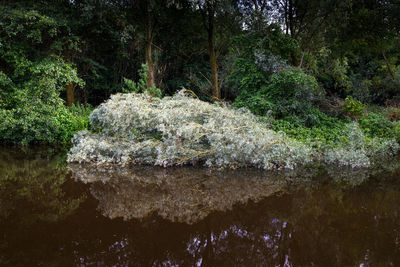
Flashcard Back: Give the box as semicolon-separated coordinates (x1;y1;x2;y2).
68;90;399;169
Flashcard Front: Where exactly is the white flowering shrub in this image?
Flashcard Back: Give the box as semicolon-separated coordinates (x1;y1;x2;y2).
68;90;314;169
68;90;400;169
323;122;399;167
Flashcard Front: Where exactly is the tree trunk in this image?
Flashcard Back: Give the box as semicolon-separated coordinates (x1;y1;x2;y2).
284;0;289;34
382;50;394;78
145;2;155;89
298;49;306;68
291;51;299;66
209;40;219;100
66;83;75;106
288;0;294;36
287;0;299;66
207;3;220;100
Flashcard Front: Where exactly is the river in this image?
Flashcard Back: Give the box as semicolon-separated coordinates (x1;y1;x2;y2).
1;146;400;266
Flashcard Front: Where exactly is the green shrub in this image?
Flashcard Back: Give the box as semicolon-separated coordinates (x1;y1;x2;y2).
266;70;324;117
0;5;91;144
234;93;274;116
227;29;295;99
228;58;271;96
393;122;400;142
0;58;86;144
234;69;324;118
57;104;93;142
359;112;394;139
271;109;349;147
0;103;92;144
343;96;365;118
123;64;162;98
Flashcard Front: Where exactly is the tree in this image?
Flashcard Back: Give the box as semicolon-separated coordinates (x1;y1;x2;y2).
190;0;241;100
129;0;181;90
239;0;274;33
343;0;400;78
272;0;350;67
193;0;220;99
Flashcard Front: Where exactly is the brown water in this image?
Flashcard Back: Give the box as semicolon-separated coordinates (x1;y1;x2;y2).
1;146;400;266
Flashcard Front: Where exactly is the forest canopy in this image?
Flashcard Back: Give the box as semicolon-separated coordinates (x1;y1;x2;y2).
0;0;398;105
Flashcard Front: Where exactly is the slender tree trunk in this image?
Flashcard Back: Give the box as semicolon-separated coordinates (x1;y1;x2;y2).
207;3;220;100
288;0;294;36
83;86;87;104
288;0;299;66
284;0;289;34
66;83;75;106
208;36;219;100
291;51;299;66
145;2;155;89
298;49;306;68
382;50;394;78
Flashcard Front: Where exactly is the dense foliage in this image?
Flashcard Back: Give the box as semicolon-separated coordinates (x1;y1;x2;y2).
68;90;314;169
234;69;323;118
1;0;400;169
0;3;93;143
0;56;90;143
68;90;399;169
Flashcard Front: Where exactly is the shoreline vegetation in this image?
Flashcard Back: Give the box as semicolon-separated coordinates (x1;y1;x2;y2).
66;89;400;170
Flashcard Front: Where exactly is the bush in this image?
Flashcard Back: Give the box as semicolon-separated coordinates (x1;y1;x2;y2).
266;70;324;116
393;122;400;142
123;64;162;98
0;103;91;144
271;109;349;147
0;58;86;144
310;50;351;96
343;96;365;118
0;5;89;144
68;90;314;169
234;69;324;118
227;29;294;99
56;104;93;142
68;90;399;169
359;112;394;139
271;106;400;167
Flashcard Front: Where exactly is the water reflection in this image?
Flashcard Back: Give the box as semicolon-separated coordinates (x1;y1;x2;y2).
0;146;85;224
1;147;400;266
68;159;400;225
69;164;286;224
5;180;397;266
0;146;87;266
